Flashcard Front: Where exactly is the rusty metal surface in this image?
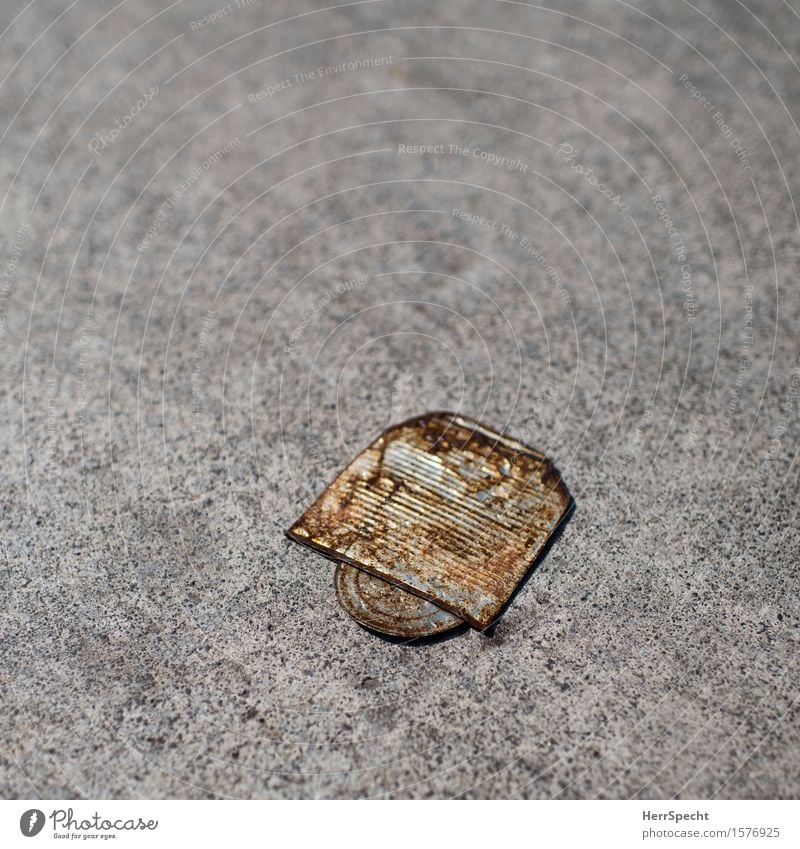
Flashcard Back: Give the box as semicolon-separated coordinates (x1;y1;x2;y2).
287;412;572;631
334;562;463;638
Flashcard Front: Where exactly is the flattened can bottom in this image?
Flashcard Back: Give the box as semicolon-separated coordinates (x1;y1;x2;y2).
334;563;464;638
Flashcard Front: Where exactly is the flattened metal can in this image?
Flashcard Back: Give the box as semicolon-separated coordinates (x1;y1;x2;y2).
287;412;572;636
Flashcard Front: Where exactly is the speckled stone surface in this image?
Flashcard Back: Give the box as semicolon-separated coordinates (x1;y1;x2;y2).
1;0;798;799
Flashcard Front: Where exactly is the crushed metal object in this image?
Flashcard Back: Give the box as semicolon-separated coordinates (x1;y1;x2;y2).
287;412;572;636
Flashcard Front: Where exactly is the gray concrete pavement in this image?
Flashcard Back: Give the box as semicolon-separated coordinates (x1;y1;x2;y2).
1;0;798;798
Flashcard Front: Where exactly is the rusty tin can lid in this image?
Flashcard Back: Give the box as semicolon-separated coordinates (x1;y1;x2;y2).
287;411;572;636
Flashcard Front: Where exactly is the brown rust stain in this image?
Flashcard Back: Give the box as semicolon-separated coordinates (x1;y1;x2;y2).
287;411;572;631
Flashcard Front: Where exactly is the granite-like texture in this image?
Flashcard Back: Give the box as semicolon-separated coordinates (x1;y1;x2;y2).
1;0;798;799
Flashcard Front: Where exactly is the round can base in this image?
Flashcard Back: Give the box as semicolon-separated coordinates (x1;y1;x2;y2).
334;563;464;639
